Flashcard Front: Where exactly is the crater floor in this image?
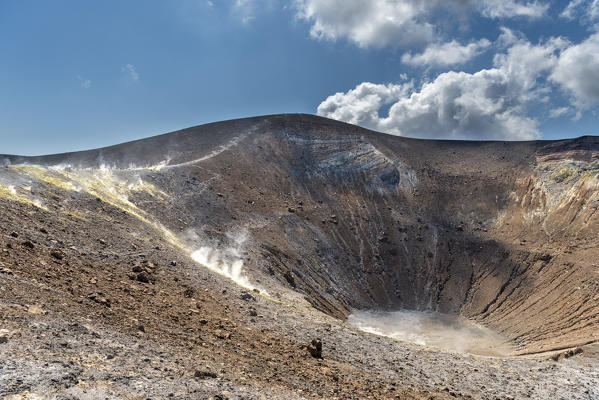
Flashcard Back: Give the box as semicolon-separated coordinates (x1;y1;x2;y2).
347;309;515;357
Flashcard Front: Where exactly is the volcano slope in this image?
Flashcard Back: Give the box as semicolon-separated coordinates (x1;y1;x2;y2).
0;114;598;399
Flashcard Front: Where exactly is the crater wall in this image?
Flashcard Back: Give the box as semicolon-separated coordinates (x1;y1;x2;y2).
3;114;598;354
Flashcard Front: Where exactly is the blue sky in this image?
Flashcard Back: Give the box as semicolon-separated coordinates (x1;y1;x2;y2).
1;1;598;155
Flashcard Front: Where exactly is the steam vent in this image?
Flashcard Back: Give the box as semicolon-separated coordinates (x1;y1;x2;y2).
1;114;598;399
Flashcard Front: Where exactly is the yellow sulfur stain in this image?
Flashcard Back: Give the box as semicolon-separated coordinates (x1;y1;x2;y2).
11;165;80;192
0;184;48;210
61;209;88;221
10;163;262;293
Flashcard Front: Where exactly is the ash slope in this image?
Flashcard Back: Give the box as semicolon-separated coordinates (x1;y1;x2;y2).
2;113;599;354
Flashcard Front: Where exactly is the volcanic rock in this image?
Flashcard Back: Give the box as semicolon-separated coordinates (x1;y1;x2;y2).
194;370;217;379
307;338;323;359
240;292;255;301
50;250;64;260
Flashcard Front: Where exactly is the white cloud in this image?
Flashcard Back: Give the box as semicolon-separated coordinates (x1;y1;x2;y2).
295;0;435;48
77;75;91;89
560;0;599;22
122;64;139;82
234;0;255;23
317;82;413;128
401;39;491;67
477;0;548;19
317;37;565;140
295;0;549;49
231;0;278;24
550;32;599;108
561;0;585;18
549;107;571;118
496;26;524;48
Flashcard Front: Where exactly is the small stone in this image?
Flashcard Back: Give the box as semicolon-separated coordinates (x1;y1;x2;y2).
565;347;584;358
194;370;217;379
170;260;177;266
307;338;322;358
240;292;255;301
137;325;145;332
10;232;18;238
215;330;231;340
22;240;34;249
136;273;150;283
27;305;44;314
50;250;64;260
183;288;195;298
99;239;106;246
249;309;258;317
283;270;296;288
0;335;7;344
88;293;111;307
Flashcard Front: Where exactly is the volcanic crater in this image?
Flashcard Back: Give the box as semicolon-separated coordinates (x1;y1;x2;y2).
1;114;598;399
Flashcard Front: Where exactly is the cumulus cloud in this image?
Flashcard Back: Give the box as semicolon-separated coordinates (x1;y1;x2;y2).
401;39;491;67
122;64;139;82
295;0;549;49
317;82;413;128
318;37;565;140
550;32;599;108
295;0;435;48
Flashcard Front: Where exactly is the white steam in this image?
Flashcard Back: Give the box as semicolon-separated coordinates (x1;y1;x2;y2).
348;309;514;357
191;247;253;290
186;228;259;292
